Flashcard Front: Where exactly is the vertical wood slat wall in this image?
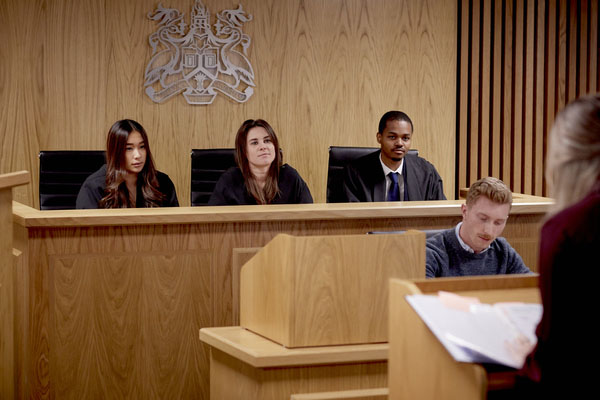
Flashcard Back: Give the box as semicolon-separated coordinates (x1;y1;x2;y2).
457;0;599;197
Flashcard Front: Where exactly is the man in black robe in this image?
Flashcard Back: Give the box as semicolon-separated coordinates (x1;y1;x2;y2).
342;111;446;202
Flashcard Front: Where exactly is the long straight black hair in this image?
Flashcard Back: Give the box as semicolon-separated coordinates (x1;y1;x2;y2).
99;119;165;208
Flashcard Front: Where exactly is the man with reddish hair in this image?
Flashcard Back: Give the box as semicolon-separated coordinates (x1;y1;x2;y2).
426;177;531;277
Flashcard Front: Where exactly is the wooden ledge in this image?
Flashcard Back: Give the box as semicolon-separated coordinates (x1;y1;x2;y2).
0;171;30;190
199;326;388;368
12;196;553;228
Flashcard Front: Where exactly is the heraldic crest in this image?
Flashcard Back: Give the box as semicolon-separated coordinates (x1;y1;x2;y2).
144;0;255;105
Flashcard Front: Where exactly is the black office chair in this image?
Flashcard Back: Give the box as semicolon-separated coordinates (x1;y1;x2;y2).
326;146;419;203
190;148;236;206
39;150;106;210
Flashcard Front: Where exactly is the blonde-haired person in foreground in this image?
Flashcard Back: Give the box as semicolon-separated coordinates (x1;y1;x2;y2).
425;177;531;277
517;94;600;396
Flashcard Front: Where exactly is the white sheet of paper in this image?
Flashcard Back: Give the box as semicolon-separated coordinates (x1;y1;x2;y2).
405;294;542;368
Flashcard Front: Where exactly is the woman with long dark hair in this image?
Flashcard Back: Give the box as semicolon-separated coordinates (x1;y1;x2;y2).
76;119;179;208
208;119;313;205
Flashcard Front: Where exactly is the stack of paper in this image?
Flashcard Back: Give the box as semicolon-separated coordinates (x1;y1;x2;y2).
406;293;543;369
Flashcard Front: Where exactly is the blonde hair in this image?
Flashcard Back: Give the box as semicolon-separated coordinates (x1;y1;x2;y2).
466;177;512;207
546;94;600;212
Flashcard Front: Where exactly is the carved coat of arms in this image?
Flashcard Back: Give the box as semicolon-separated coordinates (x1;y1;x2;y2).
144;0;255;105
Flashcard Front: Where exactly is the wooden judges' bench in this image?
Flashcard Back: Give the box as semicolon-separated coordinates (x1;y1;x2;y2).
1;172;29;400
11;196;551;399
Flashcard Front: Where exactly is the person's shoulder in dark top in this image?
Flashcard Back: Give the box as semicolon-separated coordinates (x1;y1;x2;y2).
207;167;247;205
342;151;446;202
154;171;179;207
403;153;446;201
342;151;385;202
76;164;179;208
208;164;313;205
76;165;108;209
277;164;313;204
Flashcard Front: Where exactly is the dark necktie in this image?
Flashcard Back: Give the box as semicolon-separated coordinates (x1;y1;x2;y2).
387;172;400;201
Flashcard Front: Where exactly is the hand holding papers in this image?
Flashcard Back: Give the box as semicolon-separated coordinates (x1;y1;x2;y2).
406;292;542;369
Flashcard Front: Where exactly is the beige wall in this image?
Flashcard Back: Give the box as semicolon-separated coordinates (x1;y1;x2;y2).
0;0;457;206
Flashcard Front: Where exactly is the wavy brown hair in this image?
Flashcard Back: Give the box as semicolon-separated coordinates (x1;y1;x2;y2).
234;119;282;204
99;119;165;208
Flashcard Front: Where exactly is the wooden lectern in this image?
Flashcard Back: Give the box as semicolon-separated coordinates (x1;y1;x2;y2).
0;171;30;399
388;275;540;400
240;232;425;347
202;231;426;400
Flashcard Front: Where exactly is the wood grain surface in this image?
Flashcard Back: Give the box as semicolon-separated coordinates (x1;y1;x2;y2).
240;232;425;347
0;173;29;400
12;200;549;399
457;0;600;197
209;346;387;400
50;252;211;398
0;0;457;206
1;190;16;399
12;196;553;227
199;327;388;368
290;388;388;400
388;276;540;400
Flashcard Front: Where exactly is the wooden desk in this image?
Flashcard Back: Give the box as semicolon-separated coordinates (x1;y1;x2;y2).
11;198;551;399
200;326;388;400
388;275;540;400
0;171;30;400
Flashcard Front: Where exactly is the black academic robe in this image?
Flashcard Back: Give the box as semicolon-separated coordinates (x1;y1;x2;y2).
208;164;313;205
75;164;179;208
342;151;446;202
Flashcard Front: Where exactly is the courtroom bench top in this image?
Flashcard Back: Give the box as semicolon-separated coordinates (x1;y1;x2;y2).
12;196;553;228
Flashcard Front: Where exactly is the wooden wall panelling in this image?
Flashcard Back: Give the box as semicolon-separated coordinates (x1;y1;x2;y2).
523;0;535;195
545;0;557;196
568;0;578;100
470;0;481;185
458;0;470;190
1;0;458;207
502;0;515;191
457;0;599;197
50;251;211;398
557;0;568;111
591;0;599;91
534;0;546;195
0;2;40;205
513;1;525;193
480;0;491;179
579;0;589;95
491;0;503;180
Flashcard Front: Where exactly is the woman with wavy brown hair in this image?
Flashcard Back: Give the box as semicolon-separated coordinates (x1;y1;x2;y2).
76;119;179;208
208;119;313;205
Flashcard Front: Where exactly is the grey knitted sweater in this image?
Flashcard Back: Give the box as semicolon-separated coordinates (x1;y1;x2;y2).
425;227;531;278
